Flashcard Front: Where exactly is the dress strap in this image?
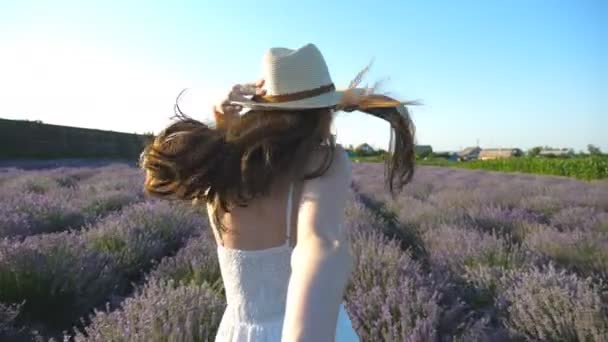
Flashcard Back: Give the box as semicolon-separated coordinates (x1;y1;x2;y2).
285;181;294;247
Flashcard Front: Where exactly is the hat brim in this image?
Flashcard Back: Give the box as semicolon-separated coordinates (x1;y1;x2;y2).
229;88;365;110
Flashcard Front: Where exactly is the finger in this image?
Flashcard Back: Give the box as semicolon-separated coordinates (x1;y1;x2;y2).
255;79;265;87
239;83;260;96
244;82;267;95
255;88;267;96
228;92;249;103
228;86;247;101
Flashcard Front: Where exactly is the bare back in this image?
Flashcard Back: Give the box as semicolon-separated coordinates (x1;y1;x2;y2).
206;144;349;251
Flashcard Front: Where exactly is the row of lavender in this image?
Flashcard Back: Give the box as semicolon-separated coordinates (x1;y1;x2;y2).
0;165;206;340
3;164;607;341
0;165;146;239
1;162;471;341
67;182;608;342
61;194;478;342
351;163;608;341
0;164;471;341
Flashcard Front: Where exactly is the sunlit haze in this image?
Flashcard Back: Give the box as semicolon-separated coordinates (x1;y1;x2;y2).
1;1;606;152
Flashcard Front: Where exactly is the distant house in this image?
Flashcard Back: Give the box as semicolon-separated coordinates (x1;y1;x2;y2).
478;148;523;160
539;148;572;157
458;147;482;161
355;143;375;155
415;145;433;155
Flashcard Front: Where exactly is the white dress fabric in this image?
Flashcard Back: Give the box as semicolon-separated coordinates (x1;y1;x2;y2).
215;182;359;341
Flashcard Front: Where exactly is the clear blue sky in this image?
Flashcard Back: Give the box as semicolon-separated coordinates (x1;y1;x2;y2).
1;0;606;152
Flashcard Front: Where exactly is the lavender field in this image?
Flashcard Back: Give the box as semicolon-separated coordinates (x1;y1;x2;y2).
1;163;607;341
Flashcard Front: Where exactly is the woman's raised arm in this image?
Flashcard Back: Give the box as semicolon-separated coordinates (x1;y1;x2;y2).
281;146;354;341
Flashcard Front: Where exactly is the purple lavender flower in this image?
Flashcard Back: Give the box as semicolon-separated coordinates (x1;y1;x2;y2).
550;206;605;231
68;279;225;342
422;224;529;273
352;163;608;340
343;203;445;341
84;200;205;281
0;231;118;329
0;166;145;239
525;225;608;279
147;231;221;290
498;264;607;341
0;190;86;238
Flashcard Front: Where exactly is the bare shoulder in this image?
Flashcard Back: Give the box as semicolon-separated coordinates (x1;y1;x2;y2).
304;144;352;183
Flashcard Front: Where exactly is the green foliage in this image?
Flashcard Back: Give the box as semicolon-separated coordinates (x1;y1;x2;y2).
430;152;453;159
588;144;602;156
458;156;608;180
90;235;128;254
414;156;608;180
416;150;432;159
528;146;542;157
350;155;386;163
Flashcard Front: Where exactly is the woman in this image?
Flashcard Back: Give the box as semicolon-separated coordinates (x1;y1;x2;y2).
140;43;416;341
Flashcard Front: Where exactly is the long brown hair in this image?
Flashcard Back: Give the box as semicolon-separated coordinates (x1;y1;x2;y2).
139;89;416;235
140;102;334;233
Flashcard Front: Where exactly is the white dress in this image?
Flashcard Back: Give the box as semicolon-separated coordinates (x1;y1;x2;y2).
214;182;360;341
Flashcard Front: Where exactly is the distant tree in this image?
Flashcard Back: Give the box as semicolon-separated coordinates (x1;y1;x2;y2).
416;150;432;159
431;152;452;159
528;146;542;157
587;144;602;156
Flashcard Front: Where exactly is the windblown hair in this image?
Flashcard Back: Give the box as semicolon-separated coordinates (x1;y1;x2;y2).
140;103;334;233
140;78;417;235
351;98;417;194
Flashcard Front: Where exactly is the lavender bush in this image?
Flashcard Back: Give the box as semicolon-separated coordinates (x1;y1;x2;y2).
147;231;222;291
65;233;223;341
1;173;61;194
342;198;450;341
525;225;608;280
83;200;205;284
1;165;208;339
422;224;529;274
353;163;608;341
550;206;607;232
2;162;606;341
346;229;444;341
0;232;118;329
505;265;607;341
474;264;608;341
353;164;607;275
0;190;87;238
0;166;145;239
68;279;225;342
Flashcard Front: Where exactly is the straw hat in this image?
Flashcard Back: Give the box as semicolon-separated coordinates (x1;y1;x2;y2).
230;43;369;110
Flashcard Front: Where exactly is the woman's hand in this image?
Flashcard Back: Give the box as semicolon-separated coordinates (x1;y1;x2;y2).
213;79;266;128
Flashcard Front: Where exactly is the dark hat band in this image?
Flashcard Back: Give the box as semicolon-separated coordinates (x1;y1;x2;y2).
252;83;335;103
